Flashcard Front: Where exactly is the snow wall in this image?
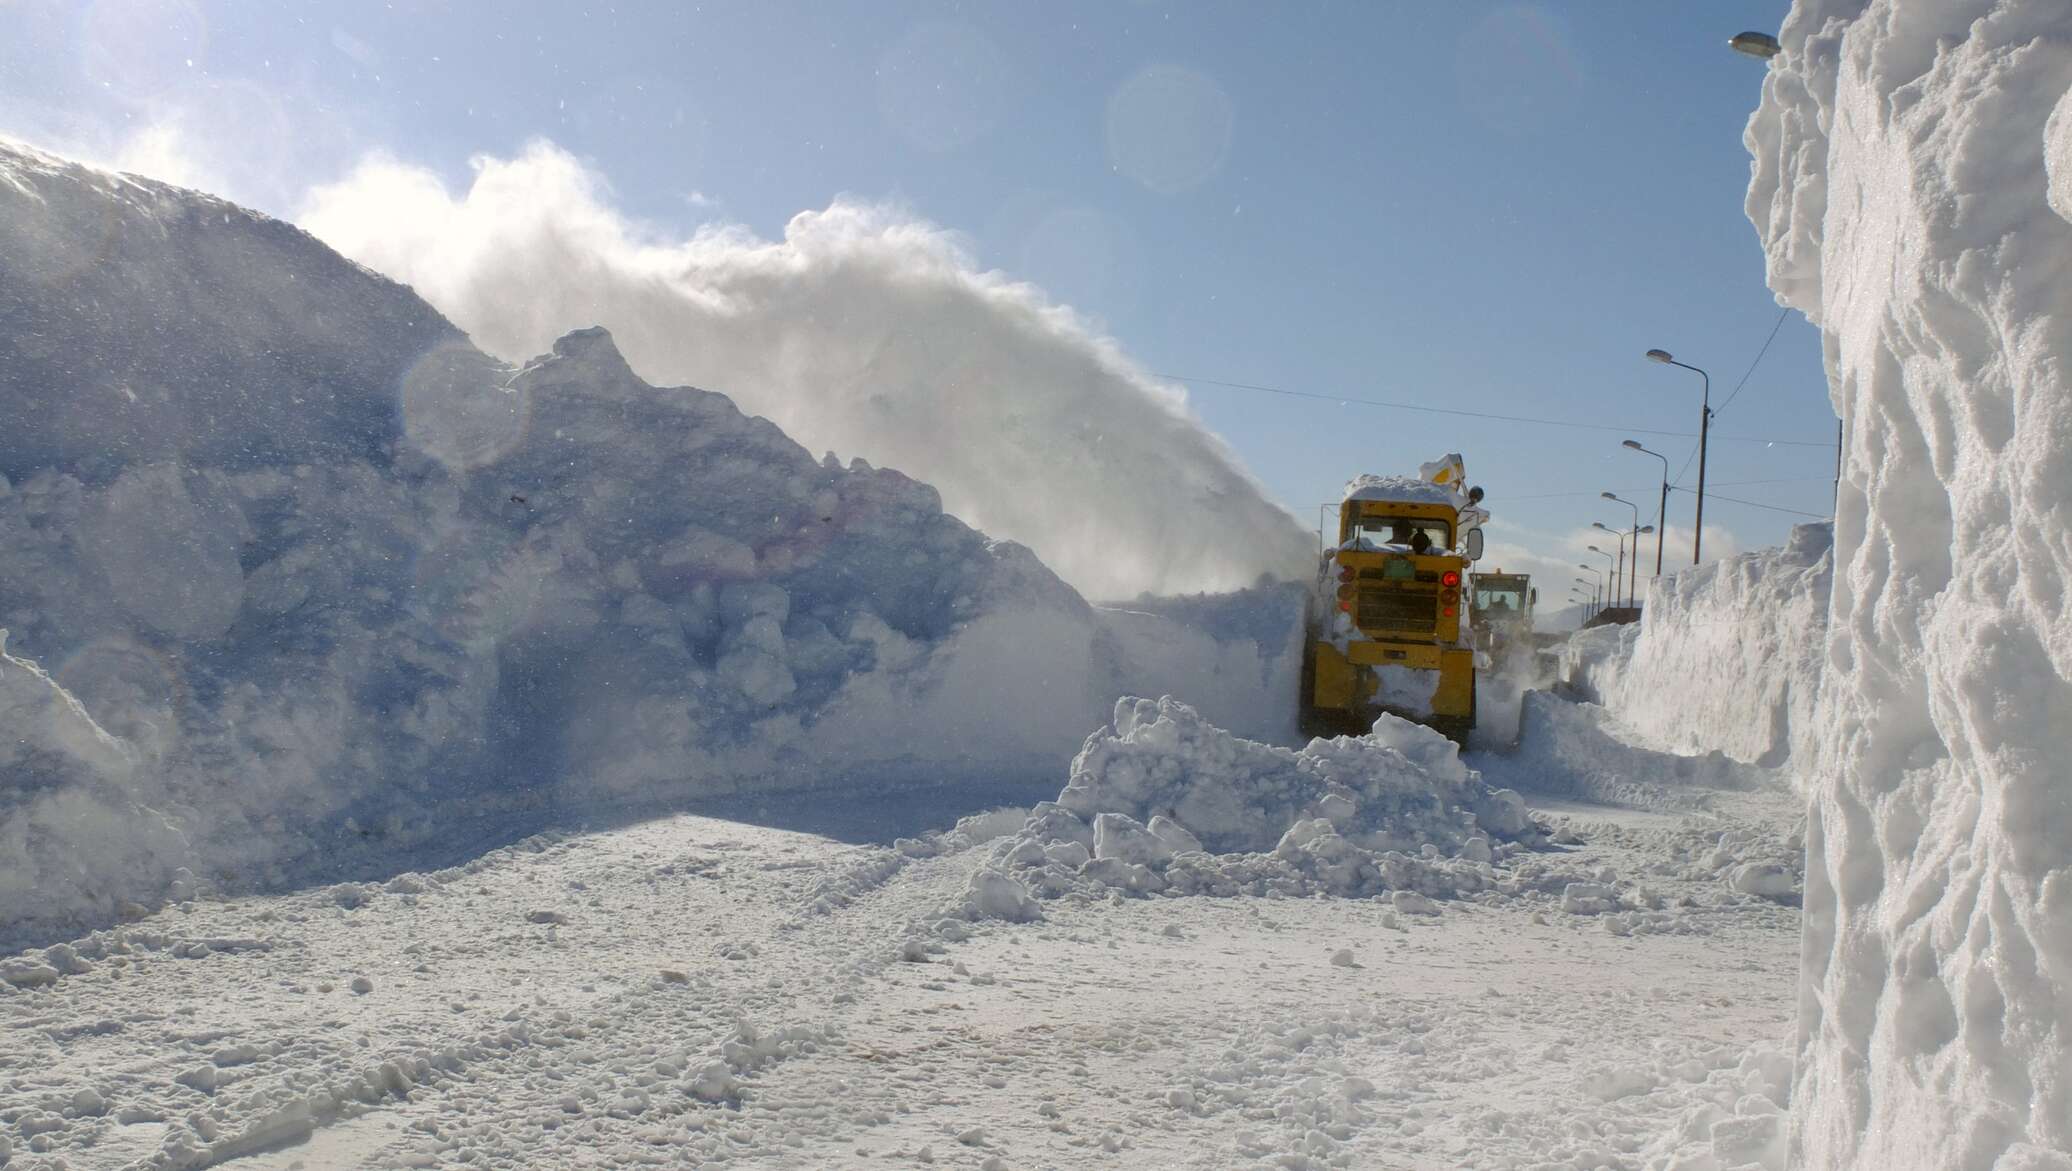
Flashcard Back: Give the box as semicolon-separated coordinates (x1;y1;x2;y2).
1749;4;2072;1167
1562;522;1832;770
0;141;1304;944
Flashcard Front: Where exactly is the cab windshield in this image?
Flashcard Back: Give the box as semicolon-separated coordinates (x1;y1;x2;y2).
1474;587;1526;611
1349;513;1452;552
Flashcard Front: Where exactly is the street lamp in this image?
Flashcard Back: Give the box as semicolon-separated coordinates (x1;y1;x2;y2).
1729;31;1781;59
1621;439;1670;578
1591;522;1628;609
1645;349;1712;565
1577;565;1602;618
1585;546;1618;608
1574;567;1607;621
1602;492;1642;606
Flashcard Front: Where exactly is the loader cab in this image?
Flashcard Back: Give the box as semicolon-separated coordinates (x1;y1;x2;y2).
1339;504;1482;561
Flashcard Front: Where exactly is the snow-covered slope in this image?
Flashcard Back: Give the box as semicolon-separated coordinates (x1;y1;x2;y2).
0;141;1300;944
1748;5;2072;1166
1562;523;1832;769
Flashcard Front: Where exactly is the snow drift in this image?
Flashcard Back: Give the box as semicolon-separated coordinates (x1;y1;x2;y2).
0;140;1301;943
953;697;1544;916
1749;4;2072;1166
1477;691;1781;814
297;141;1316;601
1562;522;1832;770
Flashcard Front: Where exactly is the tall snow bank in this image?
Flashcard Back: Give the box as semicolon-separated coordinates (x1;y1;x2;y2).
1748;5;2072;1166
297;142;1315;600
1562;523;1832;769
0;142;1304;942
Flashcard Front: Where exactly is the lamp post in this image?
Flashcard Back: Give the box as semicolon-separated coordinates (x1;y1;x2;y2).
1602;492;1642;605
1585;547;1618;609
1632;526;1656;606
1645;349;1711;564
1591;523;1627;610
1621;439;1671;577
1577;565;1602;619
1729;31;1781;59
1573;578;1596;618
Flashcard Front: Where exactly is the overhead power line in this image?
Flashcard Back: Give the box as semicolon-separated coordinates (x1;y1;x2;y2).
1666;305;1801;490
1510;476;1832;504
1670;485;1829;519
1157;372;1834;448
1715;306;1792;416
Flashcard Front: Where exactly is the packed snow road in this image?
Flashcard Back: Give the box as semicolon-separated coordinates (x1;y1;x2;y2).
1;696;1799;1171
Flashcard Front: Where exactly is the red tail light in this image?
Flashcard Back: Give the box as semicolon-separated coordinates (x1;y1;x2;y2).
1338;566;1354;583
1443;606;1456;617
1440;570;1461;587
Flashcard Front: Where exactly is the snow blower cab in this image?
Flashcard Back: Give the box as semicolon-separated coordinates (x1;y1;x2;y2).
1468;571;1535;657
1302;458;1487;743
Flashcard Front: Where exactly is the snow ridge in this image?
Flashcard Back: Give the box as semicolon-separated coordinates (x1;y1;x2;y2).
1560;522;1832;771
0;142;1303;943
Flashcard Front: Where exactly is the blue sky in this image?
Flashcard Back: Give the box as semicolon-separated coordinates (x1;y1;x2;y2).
2;1;1830;599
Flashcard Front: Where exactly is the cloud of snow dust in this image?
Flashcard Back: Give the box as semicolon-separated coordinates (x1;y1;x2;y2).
296;141;1314;600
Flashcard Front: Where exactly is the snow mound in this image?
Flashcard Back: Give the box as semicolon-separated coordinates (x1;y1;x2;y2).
959;697;1543;913
1059;696;1500;854
1748;5;2072;1165
1563;523;1831;770
0;142;1303;943
1340;474;1462;506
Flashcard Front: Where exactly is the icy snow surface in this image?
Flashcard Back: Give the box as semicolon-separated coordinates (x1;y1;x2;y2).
1748;3;2072;1166
0;140;1302;943
1561;523;1832;771
0;692;1805;1171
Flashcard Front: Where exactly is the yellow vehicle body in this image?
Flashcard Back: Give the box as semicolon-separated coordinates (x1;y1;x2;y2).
1303;497;1477;742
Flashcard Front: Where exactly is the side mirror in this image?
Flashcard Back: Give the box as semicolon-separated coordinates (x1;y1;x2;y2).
1530;588;1538;605
1463;529;1484;562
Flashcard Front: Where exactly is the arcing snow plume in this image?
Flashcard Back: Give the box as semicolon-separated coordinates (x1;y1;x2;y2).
1749;4;2072;1166
298;142;1313;600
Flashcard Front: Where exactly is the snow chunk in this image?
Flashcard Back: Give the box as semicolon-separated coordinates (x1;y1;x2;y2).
958;869;1042;923
1727;862;1797;902
1146;814;1203;855
1092;813;1172;866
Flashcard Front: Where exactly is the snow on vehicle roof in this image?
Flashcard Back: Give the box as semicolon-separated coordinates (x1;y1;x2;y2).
1341;474;1462;506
